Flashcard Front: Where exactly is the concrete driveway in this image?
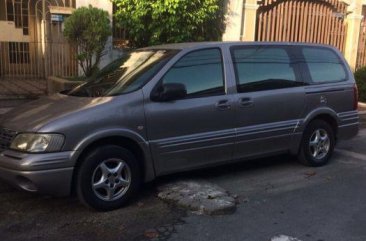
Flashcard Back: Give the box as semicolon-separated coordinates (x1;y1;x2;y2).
1;122;366;241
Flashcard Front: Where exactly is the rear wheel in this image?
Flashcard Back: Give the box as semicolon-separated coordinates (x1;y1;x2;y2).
298;120;335;167
76;145;141;211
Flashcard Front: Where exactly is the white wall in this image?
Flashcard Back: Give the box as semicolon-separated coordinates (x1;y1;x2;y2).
222;0;243;41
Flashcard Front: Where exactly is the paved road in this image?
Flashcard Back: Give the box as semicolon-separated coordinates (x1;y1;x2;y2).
165;129;366;241
1;122;366;241
0;98;34;115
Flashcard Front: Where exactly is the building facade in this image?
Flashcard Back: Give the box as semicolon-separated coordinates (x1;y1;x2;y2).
0;0;118;80
0;0;366;81
0;0;77;79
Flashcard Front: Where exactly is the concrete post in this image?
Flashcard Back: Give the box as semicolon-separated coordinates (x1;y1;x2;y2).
344;0;363;71
222;0;244;41
241;0;259;41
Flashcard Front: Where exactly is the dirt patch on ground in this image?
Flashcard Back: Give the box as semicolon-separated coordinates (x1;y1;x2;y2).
0;182;184;241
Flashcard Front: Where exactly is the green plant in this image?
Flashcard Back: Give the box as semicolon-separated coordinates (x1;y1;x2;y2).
113;0;226;47
355;67;366;102
64;5;112;77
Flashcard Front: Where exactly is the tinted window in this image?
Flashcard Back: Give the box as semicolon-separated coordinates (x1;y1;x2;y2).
231;46;302;93
65;50;178;97
302;47;347;83
161;48;225;98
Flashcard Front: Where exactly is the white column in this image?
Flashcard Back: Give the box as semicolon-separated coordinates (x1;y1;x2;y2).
344;0;363;70
222;0;244;41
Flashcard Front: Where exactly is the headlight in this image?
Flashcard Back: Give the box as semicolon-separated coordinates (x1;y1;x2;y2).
10;133;64;153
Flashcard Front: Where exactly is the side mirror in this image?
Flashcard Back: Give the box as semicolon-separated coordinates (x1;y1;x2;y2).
151;83;187;102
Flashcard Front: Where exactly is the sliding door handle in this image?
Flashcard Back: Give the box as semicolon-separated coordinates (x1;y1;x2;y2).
216;100;231;110
239;97;253;107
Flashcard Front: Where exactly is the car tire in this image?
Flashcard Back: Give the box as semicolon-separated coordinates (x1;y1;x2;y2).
298;120;335;167
76;145;141;211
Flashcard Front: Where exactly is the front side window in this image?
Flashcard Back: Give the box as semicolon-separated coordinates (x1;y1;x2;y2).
161;48;225;98
302;47;347;83
231;46;303;93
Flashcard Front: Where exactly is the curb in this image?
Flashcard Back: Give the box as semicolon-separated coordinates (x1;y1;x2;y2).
0;95;39;101
358;102;366;115
358;102;366;108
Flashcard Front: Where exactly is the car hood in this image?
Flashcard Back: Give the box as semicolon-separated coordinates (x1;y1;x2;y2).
0;94;112;132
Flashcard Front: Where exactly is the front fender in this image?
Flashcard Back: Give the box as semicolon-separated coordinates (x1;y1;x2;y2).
74;128;148;151
72;128;155;182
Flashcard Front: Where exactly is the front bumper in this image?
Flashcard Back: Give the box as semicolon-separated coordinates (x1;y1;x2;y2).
0;150;78;196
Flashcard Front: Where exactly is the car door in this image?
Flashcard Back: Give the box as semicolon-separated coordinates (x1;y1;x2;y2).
143;48;236;175
229;45;306;159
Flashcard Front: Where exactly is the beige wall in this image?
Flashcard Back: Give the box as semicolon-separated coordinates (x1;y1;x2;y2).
0;21;29;42
0;0;30;42
241;0;258;41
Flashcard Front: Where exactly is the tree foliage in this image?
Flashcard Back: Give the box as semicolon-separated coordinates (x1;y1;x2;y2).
355;67;366;102
113;0;226;47
64;6;112;77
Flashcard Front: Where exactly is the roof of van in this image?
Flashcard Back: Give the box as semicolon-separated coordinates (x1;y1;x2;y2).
142;41;335;50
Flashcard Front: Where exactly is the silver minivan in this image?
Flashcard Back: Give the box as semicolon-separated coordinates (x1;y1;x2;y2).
0;42;359;210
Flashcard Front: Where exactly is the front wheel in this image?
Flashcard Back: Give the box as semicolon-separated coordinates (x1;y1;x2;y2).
298;120;335;167
76;145;141;211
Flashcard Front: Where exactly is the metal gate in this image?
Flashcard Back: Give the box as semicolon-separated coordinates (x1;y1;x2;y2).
0;0;77;80
356;8;366;69
0;41;42;79
256;0;348;52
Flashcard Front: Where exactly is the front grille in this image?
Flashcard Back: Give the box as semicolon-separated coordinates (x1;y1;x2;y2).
0;128;17;153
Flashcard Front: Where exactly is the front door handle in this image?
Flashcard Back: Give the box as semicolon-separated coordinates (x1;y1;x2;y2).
239;97;253;107
216;100;231;110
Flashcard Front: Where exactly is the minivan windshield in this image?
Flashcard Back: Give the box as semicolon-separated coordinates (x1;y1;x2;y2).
64;49;178;97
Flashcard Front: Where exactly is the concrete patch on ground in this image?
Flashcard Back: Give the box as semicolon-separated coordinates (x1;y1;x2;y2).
270;235;302;241
157;180;236;215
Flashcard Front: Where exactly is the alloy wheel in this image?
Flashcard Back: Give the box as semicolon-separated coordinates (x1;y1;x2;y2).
309;128;330;160
91;158;131;202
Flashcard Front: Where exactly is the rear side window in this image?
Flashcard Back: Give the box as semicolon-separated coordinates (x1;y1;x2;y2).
161;48;225;98
231;46;303;93
302;47;347;83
